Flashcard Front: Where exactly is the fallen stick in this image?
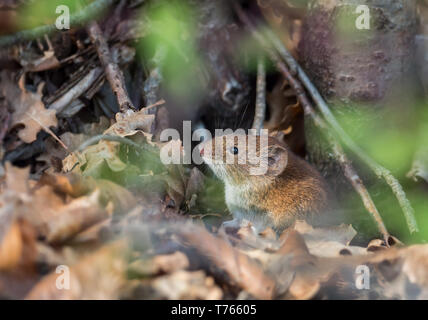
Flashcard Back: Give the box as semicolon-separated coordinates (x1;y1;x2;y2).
252;56;266;133
234;4;418;234
87;21;135;113
301;96;391;243
0;0;114;48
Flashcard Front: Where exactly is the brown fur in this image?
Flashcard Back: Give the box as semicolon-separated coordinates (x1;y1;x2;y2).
200;134;332;232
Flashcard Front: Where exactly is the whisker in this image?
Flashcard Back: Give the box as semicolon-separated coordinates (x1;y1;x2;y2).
237;100;250;129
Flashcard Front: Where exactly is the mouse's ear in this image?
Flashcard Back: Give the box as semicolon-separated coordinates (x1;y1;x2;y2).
266;145;288;176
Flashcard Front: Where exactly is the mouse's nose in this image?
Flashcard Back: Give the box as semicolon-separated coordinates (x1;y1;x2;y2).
199;147;204;156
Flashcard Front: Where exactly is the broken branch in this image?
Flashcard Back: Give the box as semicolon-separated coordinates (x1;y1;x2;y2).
87;21;135;113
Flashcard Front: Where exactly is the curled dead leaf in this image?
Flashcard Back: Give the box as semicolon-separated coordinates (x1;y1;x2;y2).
105;109;154;138
293;220;365;257
27;188;109;244
0;72;57;143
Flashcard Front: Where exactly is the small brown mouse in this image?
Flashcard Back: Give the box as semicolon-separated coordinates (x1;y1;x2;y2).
199;133;333;233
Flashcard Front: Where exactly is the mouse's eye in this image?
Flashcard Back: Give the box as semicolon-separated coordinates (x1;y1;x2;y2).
230;146;239;155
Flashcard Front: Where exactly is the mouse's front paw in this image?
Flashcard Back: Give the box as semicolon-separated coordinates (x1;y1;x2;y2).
221;218;241;230
221;218;252;233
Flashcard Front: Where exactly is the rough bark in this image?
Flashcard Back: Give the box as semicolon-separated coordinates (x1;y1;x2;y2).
299;0;420;191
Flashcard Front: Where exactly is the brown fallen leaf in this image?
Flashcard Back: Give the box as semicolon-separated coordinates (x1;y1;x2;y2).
293;220;366;257
0;221;23;270
0;71;57;143
151;270;222;300
104;109;155;138
2;163;111;244
0;164;37;271
4;161;30;194
39;172;137;215
174;223;276;299
275;230;321;299
38;117;112;166
63;140;127;177
128;251;190;277
401;245;428;287
26;188;109;244
26;242;128;300
152;251;190;274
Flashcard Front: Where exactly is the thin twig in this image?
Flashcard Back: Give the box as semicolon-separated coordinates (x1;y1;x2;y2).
234;4;419;234
0;0;114;48
140;99;166;113
273;50;390;242
87;21;135;113
303;102;390;243
264;29;298;75
26;113;69;152
252;56;266;134
143;45;167;115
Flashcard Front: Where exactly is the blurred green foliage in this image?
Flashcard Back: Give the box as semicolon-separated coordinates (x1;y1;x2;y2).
232;26;277;75
18;0;88;30
336;103;419;177
337;99;428;243
138;0;205;101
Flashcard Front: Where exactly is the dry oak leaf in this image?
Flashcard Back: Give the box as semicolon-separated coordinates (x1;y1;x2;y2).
25;187;109;244
293;220;366;257
0;72;57;143
62;140;127;177
39;116;112;164
1;165;109;244
62;114;143;175
104;109;154;138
